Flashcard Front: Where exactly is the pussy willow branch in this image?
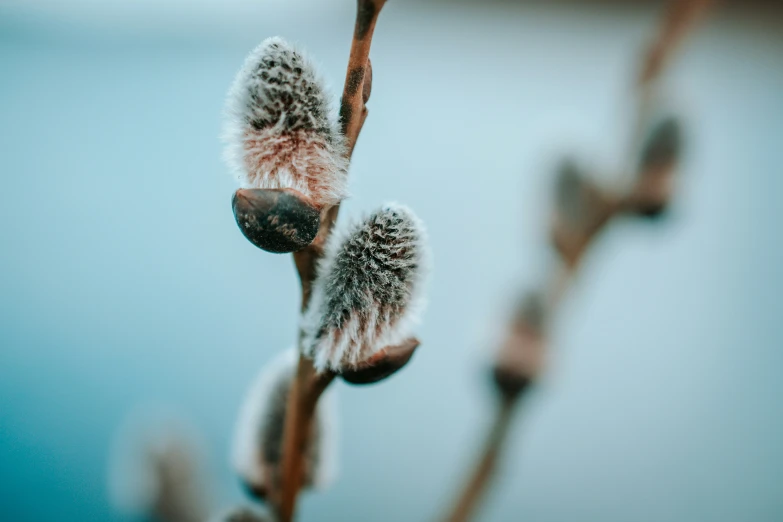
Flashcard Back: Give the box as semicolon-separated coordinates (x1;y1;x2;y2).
442;2;711;521
441;133;623;522
632;0;712;174
277;1;386;521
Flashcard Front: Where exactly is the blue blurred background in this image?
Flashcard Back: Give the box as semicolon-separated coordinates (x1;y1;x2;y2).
1;0;782;520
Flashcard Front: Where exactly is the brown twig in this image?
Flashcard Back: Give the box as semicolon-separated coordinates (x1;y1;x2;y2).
340;0;385;155
639;0;713;90
437;179;618;522
632;0;712;176
444;397;517;522
276;2;386;521
277;359;335;522
440;304;542;522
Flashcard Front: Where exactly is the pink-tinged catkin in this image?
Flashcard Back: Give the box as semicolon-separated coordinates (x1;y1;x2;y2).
223;37;348;209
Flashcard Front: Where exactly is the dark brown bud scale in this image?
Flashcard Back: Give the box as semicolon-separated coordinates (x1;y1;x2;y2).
232;188;320;253
491;308;545;400
340;338;420;385
634;201;668;219
491;365;532;400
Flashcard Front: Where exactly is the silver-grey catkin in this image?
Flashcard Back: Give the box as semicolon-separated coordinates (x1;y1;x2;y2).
302;203;430;372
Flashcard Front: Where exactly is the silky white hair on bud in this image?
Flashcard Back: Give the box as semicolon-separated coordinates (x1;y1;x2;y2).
223;36;348;208
302;203;430;372
231;348;337;496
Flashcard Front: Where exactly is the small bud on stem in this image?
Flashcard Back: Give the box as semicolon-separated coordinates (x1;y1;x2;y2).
492;292;547;400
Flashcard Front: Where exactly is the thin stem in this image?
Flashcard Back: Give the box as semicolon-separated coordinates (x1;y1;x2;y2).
638;0;712;90
628;0;712;183
278;357;335;522
443;396;518;522
544;260;572;312
276;2;385;520
340;0;386;155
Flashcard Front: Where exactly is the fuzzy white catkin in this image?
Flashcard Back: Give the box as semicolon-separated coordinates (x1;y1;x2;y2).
231;349;337;494
302;203;430;372
223;36;348;208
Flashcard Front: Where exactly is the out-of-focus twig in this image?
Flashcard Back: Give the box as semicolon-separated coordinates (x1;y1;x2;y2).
441;2;711;521
631;0;712;176
443;397;517;522
639;0;713;90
